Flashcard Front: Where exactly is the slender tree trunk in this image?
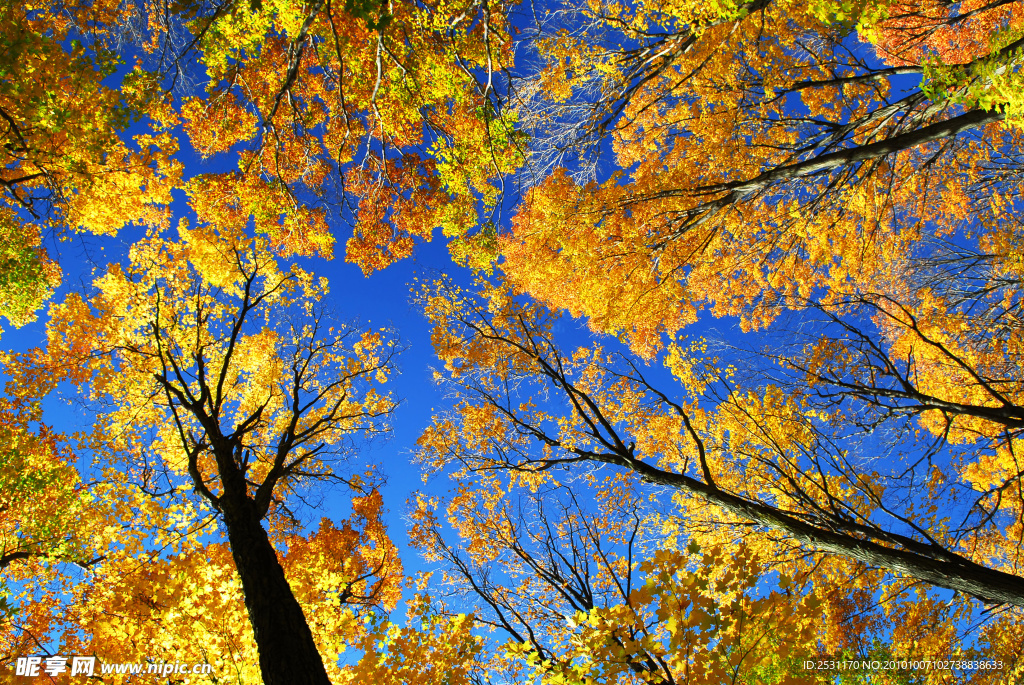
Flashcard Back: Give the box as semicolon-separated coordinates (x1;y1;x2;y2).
718;106;1004;197
601;451;1024;608
220;497;332;685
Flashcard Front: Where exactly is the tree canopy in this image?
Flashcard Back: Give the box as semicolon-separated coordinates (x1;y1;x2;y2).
3;0;1024;682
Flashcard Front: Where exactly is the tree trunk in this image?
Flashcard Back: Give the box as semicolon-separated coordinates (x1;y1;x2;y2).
221;497;333;685
601;450;1024;608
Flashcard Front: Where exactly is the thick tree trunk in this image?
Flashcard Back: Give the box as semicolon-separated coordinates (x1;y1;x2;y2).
221;497;332;685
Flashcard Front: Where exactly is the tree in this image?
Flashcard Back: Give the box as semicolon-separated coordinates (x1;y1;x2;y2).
502;0;1024;354
458;0;1024;665
12;199;401;682
415;276;1024;662
2;0;528;674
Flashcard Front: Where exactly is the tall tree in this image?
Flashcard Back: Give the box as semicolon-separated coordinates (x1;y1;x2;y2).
3;0;525;674
416;277;1024;634
465;0;1024;668
14;196;401;682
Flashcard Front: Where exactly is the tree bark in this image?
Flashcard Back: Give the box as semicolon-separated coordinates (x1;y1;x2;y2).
220;495;333;685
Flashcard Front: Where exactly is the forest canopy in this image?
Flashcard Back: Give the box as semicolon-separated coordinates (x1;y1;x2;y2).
2;0;1024;682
